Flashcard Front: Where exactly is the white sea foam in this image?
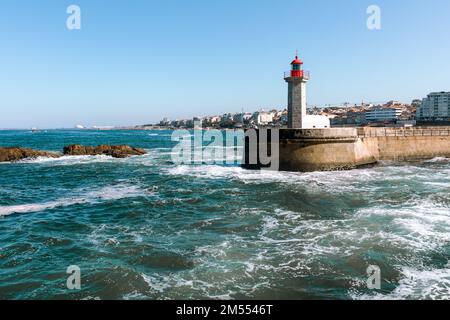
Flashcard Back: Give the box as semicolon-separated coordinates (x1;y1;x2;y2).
15;152;156;166
424;157;450;163
165;165;390;195
141;271;232;299
131;196;450;299
232;193;450;286
0;184;145;217
17;155;116;165
353;264;450;300
355;197;450;251
122;291;147;300
141;274;172;293
166;165;244;179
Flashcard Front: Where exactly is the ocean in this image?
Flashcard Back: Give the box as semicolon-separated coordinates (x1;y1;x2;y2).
0;129;449;300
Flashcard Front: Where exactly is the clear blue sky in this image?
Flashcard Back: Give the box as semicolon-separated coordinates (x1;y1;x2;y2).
1;0;449;128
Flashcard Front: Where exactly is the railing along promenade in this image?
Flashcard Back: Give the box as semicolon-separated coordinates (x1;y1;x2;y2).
357;127;450;138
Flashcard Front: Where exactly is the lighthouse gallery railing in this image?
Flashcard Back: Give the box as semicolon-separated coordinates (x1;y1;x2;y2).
284;71;310;79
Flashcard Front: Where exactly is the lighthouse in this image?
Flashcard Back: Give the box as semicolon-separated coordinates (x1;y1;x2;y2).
284;55;309;128
284;55;329;129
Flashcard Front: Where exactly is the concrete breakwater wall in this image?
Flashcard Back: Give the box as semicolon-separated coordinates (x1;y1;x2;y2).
242;127;450;172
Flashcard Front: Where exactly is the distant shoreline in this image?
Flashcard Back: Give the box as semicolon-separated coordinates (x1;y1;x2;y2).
0;127;250;131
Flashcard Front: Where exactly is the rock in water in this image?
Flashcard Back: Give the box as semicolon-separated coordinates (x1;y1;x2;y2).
63;145;146;158
0;145;146;162
0;147;60;162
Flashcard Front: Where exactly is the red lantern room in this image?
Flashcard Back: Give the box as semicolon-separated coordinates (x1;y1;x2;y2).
290;55;304;78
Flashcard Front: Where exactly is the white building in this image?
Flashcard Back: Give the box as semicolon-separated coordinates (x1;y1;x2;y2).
159;118;170;126
366;108;402;122
209;116;221;124
416;92;450;121
253;111;274;125
302;115;330;128
385;100;401;107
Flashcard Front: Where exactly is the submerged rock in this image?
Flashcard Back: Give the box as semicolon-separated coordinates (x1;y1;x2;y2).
0;147;60;162
63;144;146;158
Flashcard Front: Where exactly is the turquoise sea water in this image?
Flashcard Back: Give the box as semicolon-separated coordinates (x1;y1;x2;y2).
1;129;450;300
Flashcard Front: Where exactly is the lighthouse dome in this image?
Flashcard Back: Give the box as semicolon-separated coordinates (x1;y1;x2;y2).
291;56;303;65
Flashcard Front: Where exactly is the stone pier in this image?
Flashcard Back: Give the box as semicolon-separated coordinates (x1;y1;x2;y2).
242;127;450;172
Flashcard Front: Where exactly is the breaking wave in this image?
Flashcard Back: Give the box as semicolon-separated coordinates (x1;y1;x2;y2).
353;265;450;300
17;155;121;165
3;129;450;299
0;184;146;217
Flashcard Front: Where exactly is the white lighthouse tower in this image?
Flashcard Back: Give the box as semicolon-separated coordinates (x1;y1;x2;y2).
284;55;330;129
